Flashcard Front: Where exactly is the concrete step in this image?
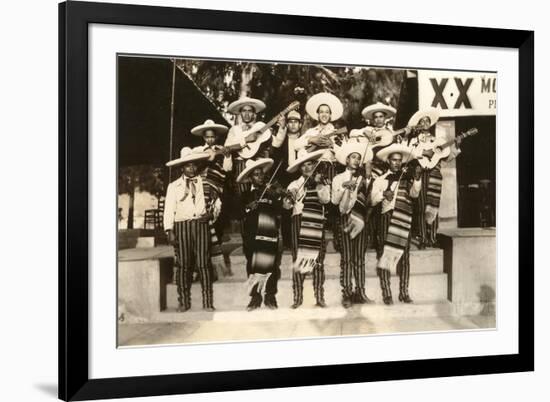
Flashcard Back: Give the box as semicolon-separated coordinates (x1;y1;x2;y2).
136;237;155;248
164;273;448;314
154;299;453;324
221;248;443;281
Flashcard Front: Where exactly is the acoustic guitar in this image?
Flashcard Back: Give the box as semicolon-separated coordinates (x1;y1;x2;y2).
227;101;300;159
305;127;348;151
415;128;478;169
358;124;422;149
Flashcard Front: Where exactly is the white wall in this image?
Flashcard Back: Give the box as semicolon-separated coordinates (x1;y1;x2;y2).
1;0;546;402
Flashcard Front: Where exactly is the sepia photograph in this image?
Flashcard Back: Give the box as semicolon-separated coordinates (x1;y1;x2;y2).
116;54;497;347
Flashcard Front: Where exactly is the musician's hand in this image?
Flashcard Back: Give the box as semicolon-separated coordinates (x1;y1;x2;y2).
166;230;176;245
308;136;331;148
404;126;412;136
455;137;463;147
314;173;328;186
221;147;231;157
277;115;286;129
207;149;216;161
365;130;377;142
414;166;422;180
342;180;357;191
245;132;258;143
383;190;394;201
246;201;258;211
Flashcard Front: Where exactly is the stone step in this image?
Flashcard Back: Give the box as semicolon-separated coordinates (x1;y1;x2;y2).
164;273;448;314
220;248;443;281
136;237;155;248
154;299;453;324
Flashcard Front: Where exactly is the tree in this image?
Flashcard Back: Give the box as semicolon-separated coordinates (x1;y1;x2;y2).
118;165;165;229
175;59;404;130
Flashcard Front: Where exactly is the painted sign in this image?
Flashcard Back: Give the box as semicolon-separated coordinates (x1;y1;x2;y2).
418;71;497;117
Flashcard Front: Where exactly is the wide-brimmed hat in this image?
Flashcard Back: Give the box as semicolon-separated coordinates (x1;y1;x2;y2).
227;97;266;114
361;102;396;121
287;110;302;121
166;147;210;167
335;142;373;165
376;143;415;164
236;158;274;183
190;119;229;136
408;107;440;128
286;149;326;173
305;93;343;121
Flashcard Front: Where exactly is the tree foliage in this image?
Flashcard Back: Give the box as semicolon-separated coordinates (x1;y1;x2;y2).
176;59;405;130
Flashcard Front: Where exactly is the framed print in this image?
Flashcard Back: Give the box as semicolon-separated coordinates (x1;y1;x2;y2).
59;1;534;400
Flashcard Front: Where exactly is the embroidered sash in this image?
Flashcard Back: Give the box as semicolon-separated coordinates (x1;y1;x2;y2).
293;188;325;274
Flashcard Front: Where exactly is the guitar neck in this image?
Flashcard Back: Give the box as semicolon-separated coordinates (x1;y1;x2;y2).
259;104;297;134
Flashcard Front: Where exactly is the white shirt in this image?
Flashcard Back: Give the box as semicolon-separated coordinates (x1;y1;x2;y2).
192;144;232;172
293;123;338;162
282;175;331;216
286;131;300;166
369;170;421;214
331;169;371;213
163;175;221;230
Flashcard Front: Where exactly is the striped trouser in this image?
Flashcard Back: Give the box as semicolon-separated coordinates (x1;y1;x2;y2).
172;220;214;308
339;214;369;300
290;214;326;305
414;169;439;245
375;211;411;299
319;161;343;252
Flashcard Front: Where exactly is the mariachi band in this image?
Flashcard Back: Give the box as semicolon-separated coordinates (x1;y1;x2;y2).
163;93;464;312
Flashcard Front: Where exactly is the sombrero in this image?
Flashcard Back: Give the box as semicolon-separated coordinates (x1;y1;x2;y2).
335;142;373;165
227;97;266;114
166;147;210;167
190;119;229;136
286;110;302;121
286;149;325;174
236;158;274;183
376;143;415;164
361;102;396;121
407;107;440;128
305;92;343;121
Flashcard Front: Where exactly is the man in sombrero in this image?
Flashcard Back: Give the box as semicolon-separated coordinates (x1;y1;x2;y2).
369;143;422;305
283;149;331;308
332;142;375;307
236;158;285;311
293;92;345;251
406;108;462;249
224;96;287;196
163;147;222;312
294;92;345;181
191;119;233;277
350;102;399;143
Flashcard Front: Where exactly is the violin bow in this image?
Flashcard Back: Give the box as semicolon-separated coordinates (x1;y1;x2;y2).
258;160;283;201
291;158;324;203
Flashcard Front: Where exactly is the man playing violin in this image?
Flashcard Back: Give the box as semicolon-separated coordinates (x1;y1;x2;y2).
283;150;331;308
236;158;285;311
369;144;422;305
332;143;375;308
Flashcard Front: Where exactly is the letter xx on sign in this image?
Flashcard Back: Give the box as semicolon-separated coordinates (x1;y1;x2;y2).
454;78;473;109
430;78;448;109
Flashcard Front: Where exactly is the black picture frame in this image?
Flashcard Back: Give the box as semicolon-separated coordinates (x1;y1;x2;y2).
59;1;534;400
